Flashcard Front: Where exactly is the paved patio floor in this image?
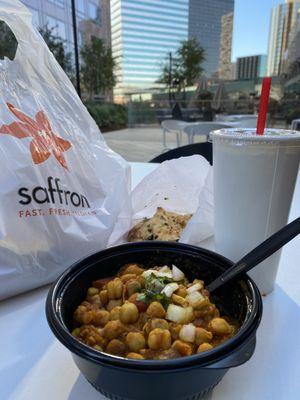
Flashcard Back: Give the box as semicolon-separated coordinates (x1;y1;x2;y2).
104;126;206;162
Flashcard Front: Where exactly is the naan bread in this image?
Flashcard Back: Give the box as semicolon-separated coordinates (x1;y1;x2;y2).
128;207;192;242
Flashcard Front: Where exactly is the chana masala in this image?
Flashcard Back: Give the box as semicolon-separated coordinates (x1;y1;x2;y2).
72;264;237;360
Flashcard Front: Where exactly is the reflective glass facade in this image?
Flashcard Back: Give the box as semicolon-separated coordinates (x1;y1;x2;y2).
267;1;300;76
111;0;189;95
236;55;267;80
21;0;110;53
189;0;234;76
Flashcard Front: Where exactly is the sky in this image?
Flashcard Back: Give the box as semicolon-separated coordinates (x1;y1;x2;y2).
232;0;283;61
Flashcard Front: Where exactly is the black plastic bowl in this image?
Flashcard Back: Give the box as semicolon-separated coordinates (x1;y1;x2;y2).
46;241;262;400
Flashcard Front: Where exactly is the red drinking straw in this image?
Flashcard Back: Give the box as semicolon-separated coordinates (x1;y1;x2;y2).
256;77;272;135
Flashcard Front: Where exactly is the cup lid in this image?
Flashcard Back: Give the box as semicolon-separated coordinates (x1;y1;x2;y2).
209;128;300;142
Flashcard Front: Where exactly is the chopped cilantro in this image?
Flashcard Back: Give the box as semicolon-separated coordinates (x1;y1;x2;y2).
137;273;172;309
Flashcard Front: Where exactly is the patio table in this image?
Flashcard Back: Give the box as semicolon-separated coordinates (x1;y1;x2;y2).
0;162;299;400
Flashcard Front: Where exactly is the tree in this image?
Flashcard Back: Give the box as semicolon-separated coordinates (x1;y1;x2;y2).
287;57;300;79
80;36;116;100
0;21;18;60
158;39;205;99
39;25;74;79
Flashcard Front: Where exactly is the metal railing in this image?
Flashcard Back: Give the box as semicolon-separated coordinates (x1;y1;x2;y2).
126;98;299;128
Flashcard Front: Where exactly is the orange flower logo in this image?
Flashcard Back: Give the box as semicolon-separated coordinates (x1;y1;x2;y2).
0;103;72;170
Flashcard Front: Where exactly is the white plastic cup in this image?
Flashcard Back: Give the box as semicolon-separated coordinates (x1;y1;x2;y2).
210;128;300;295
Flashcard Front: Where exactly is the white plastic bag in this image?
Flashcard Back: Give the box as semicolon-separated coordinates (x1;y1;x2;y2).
110;156;214;246
0;0;130;299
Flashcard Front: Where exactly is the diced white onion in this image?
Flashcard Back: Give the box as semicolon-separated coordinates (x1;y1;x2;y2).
187;283;202;294
161;282;179;297
142;269;173;279
186;290;204;306
166;304;194;324
142;269;158;278
160;266;172;273
156;271;173;279
179;324;196;343
172;265;185;281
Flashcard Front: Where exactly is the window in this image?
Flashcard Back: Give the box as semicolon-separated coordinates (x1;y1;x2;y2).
89;2;101;24
48;0;65;7
77;0;85;15
28;7;40;27
78;30;84;46
89;2;97;19
47;16;67;40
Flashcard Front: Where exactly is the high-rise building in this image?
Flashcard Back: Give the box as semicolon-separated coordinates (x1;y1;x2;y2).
21;0;111;50
188;0;234;76
236;55;267;80
111;0;189;99
267;0;300;76
218;11;234;80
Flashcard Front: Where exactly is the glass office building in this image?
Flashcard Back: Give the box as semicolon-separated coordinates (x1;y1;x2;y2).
21;0;111;51
267;1;300;76
111;0;189;98
189;0;234;77
236;55;267;80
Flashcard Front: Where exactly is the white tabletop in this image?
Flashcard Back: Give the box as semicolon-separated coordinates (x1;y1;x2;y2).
0;162;299;400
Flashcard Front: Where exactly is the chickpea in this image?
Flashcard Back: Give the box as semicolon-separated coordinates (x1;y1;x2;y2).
151;318;169;331
103;320;124;340
143;318;169;336
92;277;112;289
99;290;108;305
110;306;122;321
106;299;123;311
146;302;166;318
172;340;193;356
148;328;171;350
92;310;110;327
136;275;146;288
208;318;233;336
120;274;137;283
127;352;144;360
195;327;213;346
77;325;104;347
193;298;211;312
171;294;189;307
169;323;182;340
87;287;99;297
120;303;139;324
123;264;144;276
126;332;146;352
175;285;187;298
126;280;142;297
107;278;123;300
74;306;93;324
106;339;126;356
197;343;213;353
87;294;101;305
